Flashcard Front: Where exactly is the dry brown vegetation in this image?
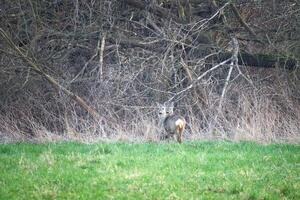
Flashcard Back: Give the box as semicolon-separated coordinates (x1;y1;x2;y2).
0;0;299;143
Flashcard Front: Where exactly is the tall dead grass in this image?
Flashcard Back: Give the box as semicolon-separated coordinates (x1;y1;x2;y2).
1;67;299;144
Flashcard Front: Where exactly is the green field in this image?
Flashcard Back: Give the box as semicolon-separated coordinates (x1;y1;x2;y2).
0;142;299;199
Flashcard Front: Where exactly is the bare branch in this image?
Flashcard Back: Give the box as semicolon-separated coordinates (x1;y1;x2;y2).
99;33;106;80
0;28;102;122
209;37;240;134
230;3;264;44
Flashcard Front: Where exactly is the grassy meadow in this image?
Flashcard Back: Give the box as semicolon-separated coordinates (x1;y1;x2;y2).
0;142;299;199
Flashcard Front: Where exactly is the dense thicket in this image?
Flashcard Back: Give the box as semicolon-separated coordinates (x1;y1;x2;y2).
0;0;299;142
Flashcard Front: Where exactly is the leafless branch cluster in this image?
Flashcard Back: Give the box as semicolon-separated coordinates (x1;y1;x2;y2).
0;0;299;143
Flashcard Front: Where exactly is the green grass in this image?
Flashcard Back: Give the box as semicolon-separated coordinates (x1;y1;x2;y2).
0;142;299;200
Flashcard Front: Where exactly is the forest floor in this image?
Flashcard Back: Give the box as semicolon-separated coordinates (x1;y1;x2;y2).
0;142;299;199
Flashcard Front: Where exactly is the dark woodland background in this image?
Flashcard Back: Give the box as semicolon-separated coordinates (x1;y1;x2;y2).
0;0;299;143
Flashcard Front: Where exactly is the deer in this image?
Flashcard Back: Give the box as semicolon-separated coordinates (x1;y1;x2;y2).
157;102;186;143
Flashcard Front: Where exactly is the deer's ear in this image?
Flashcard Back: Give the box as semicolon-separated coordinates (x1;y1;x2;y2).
170;102;174;107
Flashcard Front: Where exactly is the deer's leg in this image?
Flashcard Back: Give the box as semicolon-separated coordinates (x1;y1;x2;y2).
175;125;185;143
176;132;182;143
